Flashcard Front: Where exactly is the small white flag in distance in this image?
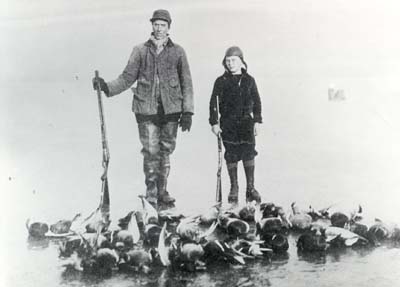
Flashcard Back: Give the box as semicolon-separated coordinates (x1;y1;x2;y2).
328;86;345;101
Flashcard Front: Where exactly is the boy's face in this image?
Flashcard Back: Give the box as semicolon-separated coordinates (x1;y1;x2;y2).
152;20;169;40
225;56;242;74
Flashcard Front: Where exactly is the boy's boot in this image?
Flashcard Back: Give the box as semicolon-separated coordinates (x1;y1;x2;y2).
157;163;176;209
244;159;261;203
227;162;239;204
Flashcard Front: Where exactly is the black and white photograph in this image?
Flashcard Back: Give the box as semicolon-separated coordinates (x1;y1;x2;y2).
2;1;400;286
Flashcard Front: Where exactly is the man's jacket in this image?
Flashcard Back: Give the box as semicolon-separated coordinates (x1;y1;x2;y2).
107;38;194;115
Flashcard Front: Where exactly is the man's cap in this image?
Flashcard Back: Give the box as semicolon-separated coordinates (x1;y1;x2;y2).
150;9;172;25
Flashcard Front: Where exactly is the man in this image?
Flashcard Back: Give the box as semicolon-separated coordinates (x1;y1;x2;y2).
93;9;194;210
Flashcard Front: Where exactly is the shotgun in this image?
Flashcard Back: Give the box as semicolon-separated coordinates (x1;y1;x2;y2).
94;70;110;224
215;94;222;204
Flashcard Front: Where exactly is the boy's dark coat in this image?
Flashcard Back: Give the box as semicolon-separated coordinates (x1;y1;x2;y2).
209;70;262;127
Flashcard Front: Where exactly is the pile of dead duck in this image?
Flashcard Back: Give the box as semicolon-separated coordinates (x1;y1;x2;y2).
26;199;400;277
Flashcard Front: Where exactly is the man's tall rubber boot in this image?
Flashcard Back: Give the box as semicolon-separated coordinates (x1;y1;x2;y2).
158;164;175;210
244;160;261;203
227;162;239;204
144;161;159;210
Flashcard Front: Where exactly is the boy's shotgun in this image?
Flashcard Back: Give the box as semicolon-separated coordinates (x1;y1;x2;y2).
215;94;222;204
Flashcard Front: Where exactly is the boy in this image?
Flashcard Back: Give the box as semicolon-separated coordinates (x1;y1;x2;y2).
209;46;262;204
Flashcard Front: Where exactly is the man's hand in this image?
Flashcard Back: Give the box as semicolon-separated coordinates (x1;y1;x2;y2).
92;77;109;95
179;113;192;132
254;122;260;136
211;124;222;136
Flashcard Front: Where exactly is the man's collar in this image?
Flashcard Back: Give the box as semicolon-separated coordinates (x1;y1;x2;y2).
145;36;174;47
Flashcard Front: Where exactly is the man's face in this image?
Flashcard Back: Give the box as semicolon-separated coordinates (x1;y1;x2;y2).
152;20;169;40
225;56;242;74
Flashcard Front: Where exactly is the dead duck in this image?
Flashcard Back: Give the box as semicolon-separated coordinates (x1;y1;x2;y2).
60;232;111;258
255;206;289;253
113;230;137;250
261;202;291;228
325;226;369;248
349;205;363;223
366;220;391;246
143;224;162;246
84;187;111;233
60;234;106;272
344;206;368;238
168;242;206;272
349;222;369;239
289;202;312;230
118;211;135;229
330;205;363;228
226;219;250;238
297;226;328;252
180;243;204;262
202;240;245;265
26;219;49;238
297;233;328;252
86;232;111;249
127;211;141;243
96;247;119;266
390;227;400;244
199;204;220;225
50;213;81;234
139;195;159;225
82;248;119;276
176;215;218;243
176;216;201;242
60;252;83;272
180;243;206;271
260;202;280;218
231;239;272;257
218;214;250;238
257;217;284;236
366;220;400;246
59;235;84;258
255;203;288;243
307;204;332;221
261;233;289;253
119;249;152;273
238;204;256;222
84;211;110;233
157;222;171;267
158;208;185;225
330;212;349;228
112;211;141;250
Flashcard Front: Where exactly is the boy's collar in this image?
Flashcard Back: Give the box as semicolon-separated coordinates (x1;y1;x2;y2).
224;68;247;76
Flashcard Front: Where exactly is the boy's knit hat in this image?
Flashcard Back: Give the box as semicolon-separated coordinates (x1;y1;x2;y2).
225;46;243;58
223;46;248;70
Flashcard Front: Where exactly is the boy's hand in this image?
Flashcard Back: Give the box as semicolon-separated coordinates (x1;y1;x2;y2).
254;123;260;136
211;124;222;136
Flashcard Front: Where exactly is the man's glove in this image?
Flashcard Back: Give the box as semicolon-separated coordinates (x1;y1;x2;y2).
92;77;109;95
179;112;193;132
